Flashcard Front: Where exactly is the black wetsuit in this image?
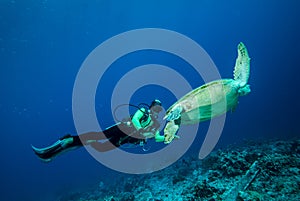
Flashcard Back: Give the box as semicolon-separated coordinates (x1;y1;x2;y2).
103;122;142;147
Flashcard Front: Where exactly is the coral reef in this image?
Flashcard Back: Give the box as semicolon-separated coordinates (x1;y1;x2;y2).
58;139;300;201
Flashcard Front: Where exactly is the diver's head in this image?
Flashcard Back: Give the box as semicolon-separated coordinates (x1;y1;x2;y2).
150;99;162;114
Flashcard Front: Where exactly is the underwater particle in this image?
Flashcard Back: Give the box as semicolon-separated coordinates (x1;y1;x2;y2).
99;181;104;189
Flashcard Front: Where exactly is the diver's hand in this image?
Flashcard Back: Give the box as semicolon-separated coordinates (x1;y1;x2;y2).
163;120;180;144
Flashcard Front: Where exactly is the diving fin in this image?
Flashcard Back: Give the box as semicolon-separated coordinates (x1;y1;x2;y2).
32;134;75;162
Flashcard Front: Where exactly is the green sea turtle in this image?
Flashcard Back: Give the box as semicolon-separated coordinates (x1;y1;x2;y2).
163;42;251;144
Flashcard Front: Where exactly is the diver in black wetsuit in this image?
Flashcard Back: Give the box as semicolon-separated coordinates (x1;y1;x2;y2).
32;99;164;162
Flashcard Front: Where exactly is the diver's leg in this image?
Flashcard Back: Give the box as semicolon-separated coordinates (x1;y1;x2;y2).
84;129;121;152
89;140;119;152
32;124;128;161
88;124;131;152
32;131;109;162
78;131;108;145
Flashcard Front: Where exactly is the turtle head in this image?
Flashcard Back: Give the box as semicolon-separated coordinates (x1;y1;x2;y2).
238;84;251;96
164;105;183;121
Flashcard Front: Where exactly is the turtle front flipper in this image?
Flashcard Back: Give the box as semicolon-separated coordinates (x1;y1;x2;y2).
233;42;250;88
163;120;180;144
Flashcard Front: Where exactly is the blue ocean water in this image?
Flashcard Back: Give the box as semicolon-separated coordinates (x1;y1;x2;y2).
0;0;299;200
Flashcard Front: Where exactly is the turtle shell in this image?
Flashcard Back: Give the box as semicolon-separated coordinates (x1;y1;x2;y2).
165;79;240;124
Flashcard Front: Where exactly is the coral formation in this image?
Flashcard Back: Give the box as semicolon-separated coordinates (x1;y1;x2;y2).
58;139;300;201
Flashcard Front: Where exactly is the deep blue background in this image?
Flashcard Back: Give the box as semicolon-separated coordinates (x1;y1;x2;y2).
0;0;299;200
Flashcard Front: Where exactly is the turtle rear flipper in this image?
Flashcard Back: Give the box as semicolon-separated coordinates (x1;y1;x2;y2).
233;42;250;87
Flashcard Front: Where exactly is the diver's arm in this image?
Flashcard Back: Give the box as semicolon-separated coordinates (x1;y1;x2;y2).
154;130;164;142
131;108;146;130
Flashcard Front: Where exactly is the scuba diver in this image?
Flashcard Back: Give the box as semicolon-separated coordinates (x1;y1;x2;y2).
32;99;165;162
